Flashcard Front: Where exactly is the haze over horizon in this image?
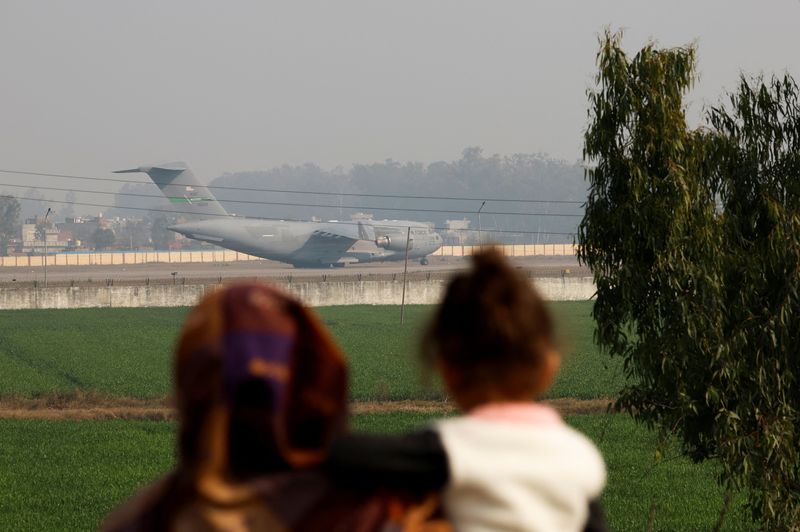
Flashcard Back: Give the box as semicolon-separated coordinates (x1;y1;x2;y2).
1;1;799;216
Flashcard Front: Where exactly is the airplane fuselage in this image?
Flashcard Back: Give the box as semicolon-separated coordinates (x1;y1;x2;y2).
117;162;443;268
170;218;442;268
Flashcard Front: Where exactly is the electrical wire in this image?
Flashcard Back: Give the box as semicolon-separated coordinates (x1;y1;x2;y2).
0;182;582;218
2;193;578;237
0;169;586;205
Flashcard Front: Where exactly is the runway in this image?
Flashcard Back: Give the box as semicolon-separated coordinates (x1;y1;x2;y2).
0;255;584;286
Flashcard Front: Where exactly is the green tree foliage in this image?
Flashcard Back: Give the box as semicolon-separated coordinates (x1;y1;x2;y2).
150;215;175;250
60;191;76;220
117;219;150;250
209;150;585;243
91;227;116;250
580;30;800;528
35;220;52;242
0;196;21;256
19;187;46;221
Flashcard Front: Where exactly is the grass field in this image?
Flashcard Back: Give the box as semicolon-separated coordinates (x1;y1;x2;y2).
0;302;624;401
0;303;754;530
0;414;751;531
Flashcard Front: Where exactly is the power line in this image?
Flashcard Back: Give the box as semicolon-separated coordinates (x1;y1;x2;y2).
2;193;578;237
0;169;586;205
0;182;582;218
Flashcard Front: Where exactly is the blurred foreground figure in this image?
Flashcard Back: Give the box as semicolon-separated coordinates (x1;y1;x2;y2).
329;249;607;531
104;282;389;531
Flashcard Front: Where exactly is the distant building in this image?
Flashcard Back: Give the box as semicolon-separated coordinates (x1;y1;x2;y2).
22;217;71;253
444;219;477;245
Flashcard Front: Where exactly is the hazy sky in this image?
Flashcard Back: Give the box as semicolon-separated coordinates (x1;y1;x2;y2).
1;0;799;197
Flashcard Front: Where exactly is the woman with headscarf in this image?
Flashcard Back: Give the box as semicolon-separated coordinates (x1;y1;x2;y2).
103;282;392;531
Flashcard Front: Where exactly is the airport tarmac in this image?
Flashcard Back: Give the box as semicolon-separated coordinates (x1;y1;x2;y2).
0;255;584;286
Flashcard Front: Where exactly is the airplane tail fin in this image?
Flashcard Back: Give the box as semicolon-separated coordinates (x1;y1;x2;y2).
114;162;228;219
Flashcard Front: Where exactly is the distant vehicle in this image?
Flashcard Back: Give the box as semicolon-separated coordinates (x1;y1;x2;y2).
115;162;442;268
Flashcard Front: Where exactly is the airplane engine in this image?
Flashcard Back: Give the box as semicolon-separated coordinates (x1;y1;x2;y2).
375;235;411;251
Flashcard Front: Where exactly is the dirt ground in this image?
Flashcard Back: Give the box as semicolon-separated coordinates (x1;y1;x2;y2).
0;392;613;421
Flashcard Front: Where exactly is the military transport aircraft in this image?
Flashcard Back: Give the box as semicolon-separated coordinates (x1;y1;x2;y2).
115;162;442;268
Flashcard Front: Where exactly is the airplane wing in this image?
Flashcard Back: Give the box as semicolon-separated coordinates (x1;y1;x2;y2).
289;221;376;265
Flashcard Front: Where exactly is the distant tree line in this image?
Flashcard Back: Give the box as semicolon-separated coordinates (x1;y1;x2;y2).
113;149;587;244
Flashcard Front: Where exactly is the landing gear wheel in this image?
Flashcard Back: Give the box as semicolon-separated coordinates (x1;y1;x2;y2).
420;258;429;266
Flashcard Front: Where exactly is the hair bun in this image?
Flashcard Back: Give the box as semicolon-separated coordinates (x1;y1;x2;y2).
470;247;511;277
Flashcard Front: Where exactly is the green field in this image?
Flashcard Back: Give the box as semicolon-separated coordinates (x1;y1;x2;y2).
0;302;624;401
0;304;755;530
0;414;750;531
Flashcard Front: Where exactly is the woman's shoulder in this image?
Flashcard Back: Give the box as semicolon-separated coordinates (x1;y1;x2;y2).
102;469;389;532
101;475;175;532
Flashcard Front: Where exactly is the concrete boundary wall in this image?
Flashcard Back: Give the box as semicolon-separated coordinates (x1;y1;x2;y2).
0;277;595;310
433;244;578;258
0;250;257;267
0;244;578;267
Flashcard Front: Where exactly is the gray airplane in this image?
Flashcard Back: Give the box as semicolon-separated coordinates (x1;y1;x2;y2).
115;162;442;268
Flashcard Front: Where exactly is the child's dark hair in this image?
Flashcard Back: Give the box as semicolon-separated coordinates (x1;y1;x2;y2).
423;248;555;401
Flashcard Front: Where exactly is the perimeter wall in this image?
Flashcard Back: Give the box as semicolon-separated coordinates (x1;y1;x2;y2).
0;277;595;310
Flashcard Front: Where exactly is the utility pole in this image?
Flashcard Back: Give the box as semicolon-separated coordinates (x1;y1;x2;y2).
43;207;52;289
400;226;411;324
477;201;486;250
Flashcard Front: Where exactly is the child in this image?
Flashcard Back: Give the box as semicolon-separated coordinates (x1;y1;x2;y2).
328;249;607;531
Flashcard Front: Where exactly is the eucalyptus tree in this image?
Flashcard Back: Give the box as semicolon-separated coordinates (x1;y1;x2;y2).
580;30;800;528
